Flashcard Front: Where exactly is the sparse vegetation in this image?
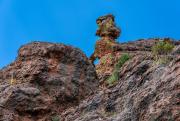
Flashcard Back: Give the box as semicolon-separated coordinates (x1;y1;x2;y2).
152;41;174;55
152;40;174;64
106;54;130;86
101;53;113;65
51;115;60;121
106;71;119;86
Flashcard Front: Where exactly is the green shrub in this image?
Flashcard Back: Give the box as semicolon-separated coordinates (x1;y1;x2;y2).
51;116;60;121
106;54;130;86
152;41;174;55
106;71;119;86
155;57;170;65
115;54;131;69
152;41;174;64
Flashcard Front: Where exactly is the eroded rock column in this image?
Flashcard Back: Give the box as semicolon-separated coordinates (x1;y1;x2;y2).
90;14;121;62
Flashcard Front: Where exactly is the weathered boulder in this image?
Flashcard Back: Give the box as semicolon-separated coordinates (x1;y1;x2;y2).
0;42;98;121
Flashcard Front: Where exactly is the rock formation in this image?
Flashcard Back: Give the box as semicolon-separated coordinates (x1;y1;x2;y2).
62;39;180;121
90;14;121;62
0;15;180;121
0;42;98;121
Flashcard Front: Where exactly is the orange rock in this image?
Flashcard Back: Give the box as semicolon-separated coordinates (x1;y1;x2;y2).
90;14;121;62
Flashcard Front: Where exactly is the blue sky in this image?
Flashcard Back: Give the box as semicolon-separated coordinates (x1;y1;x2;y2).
0;0;180;68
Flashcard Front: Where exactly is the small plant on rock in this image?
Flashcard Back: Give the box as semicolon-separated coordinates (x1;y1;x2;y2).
51;115;60;121
152;40;174;64
106;54;130;86
152;41;174;55
101;54;113;65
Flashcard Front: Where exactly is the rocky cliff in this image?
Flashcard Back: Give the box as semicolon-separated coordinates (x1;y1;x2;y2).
0;14;180;121
62;39;180;121
0;42;98;121
0;39;179;121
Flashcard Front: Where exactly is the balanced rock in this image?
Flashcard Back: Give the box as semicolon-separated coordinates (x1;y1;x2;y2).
90;14;121;62
96;14;121;39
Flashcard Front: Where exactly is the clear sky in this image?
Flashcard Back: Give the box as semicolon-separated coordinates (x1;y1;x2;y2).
0;0;180;68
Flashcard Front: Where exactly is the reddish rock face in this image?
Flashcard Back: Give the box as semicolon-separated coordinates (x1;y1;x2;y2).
0;42;98;121
61;39;180;121
0;39;179;121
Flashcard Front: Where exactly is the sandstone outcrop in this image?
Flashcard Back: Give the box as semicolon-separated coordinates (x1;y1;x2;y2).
90;14;121;62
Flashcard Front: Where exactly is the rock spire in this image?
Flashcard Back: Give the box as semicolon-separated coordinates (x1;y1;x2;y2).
90;14;121;62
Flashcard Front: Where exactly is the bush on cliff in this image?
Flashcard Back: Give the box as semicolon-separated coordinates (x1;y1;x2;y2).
107;54;130;86
152;41;174;55
152;41;174;64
